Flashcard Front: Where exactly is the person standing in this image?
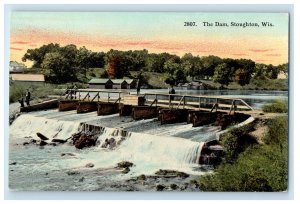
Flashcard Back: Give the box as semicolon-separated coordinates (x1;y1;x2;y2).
169;85;175;100
25;90;31;106
136;79;141;95
18;97;24;108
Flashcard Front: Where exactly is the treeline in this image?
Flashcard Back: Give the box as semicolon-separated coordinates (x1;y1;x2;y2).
22;43;288;85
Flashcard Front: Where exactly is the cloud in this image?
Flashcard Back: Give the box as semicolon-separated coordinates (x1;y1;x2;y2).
11;41;29;45
265;54;281;56
249;49;272;52
232;53;247;56
123;41;153;46
10;47;23;51
256;59;267;62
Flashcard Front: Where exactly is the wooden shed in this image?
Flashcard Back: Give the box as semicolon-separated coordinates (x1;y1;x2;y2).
125;79;136;89
88;78;113;89
112;79;128;89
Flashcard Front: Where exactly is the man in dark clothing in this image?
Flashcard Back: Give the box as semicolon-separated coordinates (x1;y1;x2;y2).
169;85;175;100
18;98;24;108
136;79;141;95
25;90;31;106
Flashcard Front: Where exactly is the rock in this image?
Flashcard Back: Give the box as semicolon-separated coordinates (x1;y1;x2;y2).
23;142;29;146
108;138;116;149
79;177;85;182
117;161;134;168
156;184;165;191
36;132;49;140
85;163;94;168
52;139;66;143
39;140;48;146
61;153;76;157
45;173;49;175
9;162;17;165
137;174;146;181
155;169;189;178
122;167;130;174
73;133;98;149
49;143;57;146
66;170;80;175
29;139;37;144
170;183;178;190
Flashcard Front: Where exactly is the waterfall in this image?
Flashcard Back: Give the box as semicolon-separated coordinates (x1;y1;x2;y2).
10;110;206;175
10;114;82;141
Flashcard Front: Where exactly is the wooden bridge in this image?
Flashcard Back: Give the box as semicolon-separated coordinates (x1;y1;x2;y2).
54;89;254;128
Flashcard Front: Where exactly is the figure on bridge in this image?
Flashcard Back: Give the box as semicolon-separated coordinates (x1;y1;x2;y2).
136;79;141;95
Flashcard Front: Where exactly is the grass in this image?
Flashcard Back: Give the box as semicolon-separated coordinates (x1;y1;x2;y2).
262;100;288;113
199;116;288;192
9;82;63;103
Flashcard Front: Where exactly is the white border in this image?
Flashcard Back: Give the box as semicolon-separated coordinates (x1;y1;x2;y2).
1;0;298;202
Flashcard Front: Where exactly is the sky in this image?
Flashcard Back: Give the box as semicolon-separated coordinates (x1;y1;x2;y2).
10;12;289;67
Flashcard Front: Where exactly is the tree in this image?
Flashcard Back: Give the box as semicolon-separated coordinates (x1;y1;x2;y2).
278;63;288;78
266;64;280;79
234;59;255;86
89;52;106;68
181;53;202;80
22;43;60;68
41;52;77;83
213;63;234;88
201;55;222;79
106;50;130;78
75;46;92;78
163;59;186;85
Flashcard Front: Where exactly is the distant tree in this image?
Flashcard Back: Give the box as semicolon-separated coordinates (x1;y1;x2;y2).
127;49;148;71
75;46;92;77
106;49;130;78
41;52;77;83
22;43;60;68
234;59;256;86
181;53;202;80
253;63;268;80
201;55;222;79
163;59;186;85
146;52;180;73
89;52;106;68
266;64;280;79
213;63;234;88
278;63;288;78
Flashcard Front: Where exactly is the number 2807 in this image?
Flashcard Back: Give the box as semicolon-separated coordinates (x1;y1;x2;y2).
184;22;197;26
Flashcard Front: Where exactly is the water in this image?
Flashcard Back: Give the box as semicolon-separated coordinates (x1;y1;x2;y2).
9;109;209;191
9;90;287;191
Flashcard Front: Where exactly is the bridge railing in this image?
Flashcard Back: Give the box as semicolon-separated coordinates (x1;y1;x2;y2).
143;92;254;113
63;89;129;103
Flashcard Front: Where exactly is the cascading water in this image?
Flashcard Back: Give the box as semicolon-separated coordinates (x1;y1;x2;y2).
9;109;209;188
10;114;82;141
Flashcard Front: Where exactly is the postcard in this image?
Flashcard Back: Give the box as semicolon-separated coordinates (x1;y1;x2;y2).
9;12;289;192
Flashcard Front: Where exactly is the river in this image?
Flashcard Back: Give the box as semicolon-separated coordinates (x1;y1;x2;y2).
8;89;288;191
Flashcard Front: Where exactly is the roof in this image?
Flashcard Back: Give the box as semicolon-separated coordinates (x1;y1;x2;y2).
11;74;45;82
125;79;135;84
88;78;112;84
112;79;128;84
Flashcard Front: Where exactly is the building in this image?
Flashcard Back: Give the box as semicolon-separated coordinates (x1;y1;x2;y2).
112;79;128;89
88;78;113;89
9;61;26;73
10;74;45;85
125;79;136;89
186;80;212;90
